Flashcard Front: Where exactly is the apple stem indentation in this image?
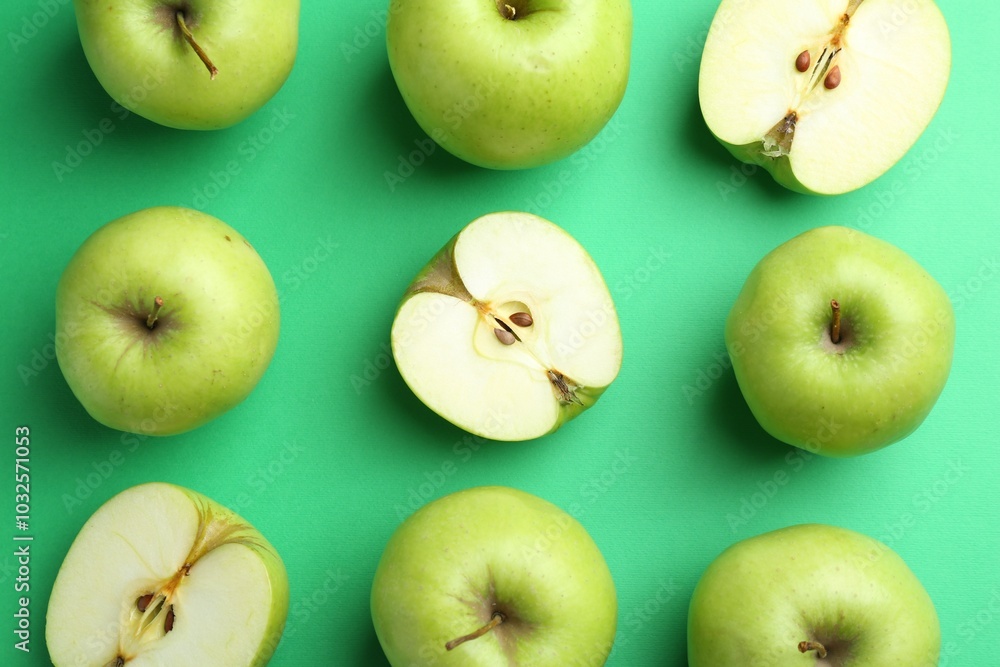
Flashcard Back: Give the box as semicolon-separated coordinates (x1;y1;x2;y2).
499;3;517;20
175;11;218;80
798;640;829;658
830;299;842;344
146;296;164;330
445;611;506;651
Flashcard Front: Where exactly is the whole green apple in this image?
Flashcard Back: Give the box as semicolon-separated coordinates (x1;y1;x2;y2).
47;482;289;665
699;0;950;194
386;0;632;169
688;524;940;666
55;206;280;436
371;486;618;666
73;0;300;130
725;226;954;457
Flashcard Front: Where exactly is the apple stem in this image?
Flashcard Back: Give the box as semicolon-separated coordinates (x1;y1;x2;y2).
798;640;828;658
830;299;841;344
175;11;218;80
498;2;517;20
146;296;164;329
445;612;505;651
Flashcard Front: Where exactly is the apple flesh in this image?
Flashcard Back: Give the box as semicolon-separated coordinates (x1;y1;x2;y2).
55;206;280;436
386;0;633;169
391;211;623;441
73;0;300;130
699;0;951;194
46;482;289;666
726;226;954;456
371;486;618;666
688;524;940;666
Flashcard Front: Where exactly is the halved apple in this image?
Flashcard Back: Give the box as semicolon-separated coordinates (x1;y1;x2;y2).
46;483;288;666
699;0;951;195
391;212;623;441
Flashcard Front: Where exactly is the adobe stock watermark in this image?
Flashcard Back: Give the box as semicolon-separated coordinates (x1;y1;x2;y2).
521;115;627;215
612;246;671;302
181;107;297;210
724;418;841;533
278;235;339;293
8;0;71;53
384;75;501;192
681;293;792;404
60;399;182;514
227;440;305;516
950;256;998;313
518;448;637;566
940;587;1000;666
391;410;508;522
51;69;167;182
611;578;680;654
858;458;968;570
853;126;959;229
339;7;396;63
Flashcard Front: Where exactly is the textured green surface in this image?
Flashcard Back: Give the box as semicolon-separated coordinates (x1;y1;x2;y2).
1;1;998;665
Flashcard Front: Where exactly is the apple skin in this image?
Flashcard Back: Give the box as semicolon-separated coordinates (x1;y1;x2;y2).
55;206;280;436
725;226;954;457
688;524;940;667
73;0;300;130
46;482;289;666
371;486;618;666
386;0;632;169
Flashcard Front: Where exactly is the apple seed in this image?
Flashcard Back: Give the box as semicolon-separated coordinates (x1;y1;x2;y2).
164;605;175;633
509;311;533;327
795;50;810;73
135;593;154;612
494;327;516;345
824;65;842;90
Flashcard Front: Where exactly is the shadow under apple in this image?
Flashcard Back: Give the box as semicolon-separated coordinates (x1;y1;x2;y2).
680;90;795;204
708;370;793;464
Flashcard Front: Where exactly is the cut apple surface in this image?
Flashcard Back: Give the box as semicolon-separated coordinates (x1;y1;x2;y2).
391;212;622;441
46;483;288;666
699;0;951;194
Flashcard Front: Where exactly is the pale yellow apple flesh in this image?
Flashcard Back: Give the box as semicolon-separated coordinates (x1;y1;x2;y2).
46;483;288;667
700;0;950;194
391;212;622;441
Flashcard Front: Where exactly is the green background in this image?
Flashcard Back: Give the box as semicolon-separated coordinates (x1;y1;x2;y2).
2;0;998;665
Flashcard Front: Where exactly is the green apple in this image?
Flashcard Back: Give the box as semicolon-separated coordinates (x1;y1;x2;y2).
46;482;289;666
725;226;954;457
55;206;280;436
688;523;940;666
73;0;300;130
699;0;950;194
371;486;617;666
386;0;632;169
390;211;623;441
